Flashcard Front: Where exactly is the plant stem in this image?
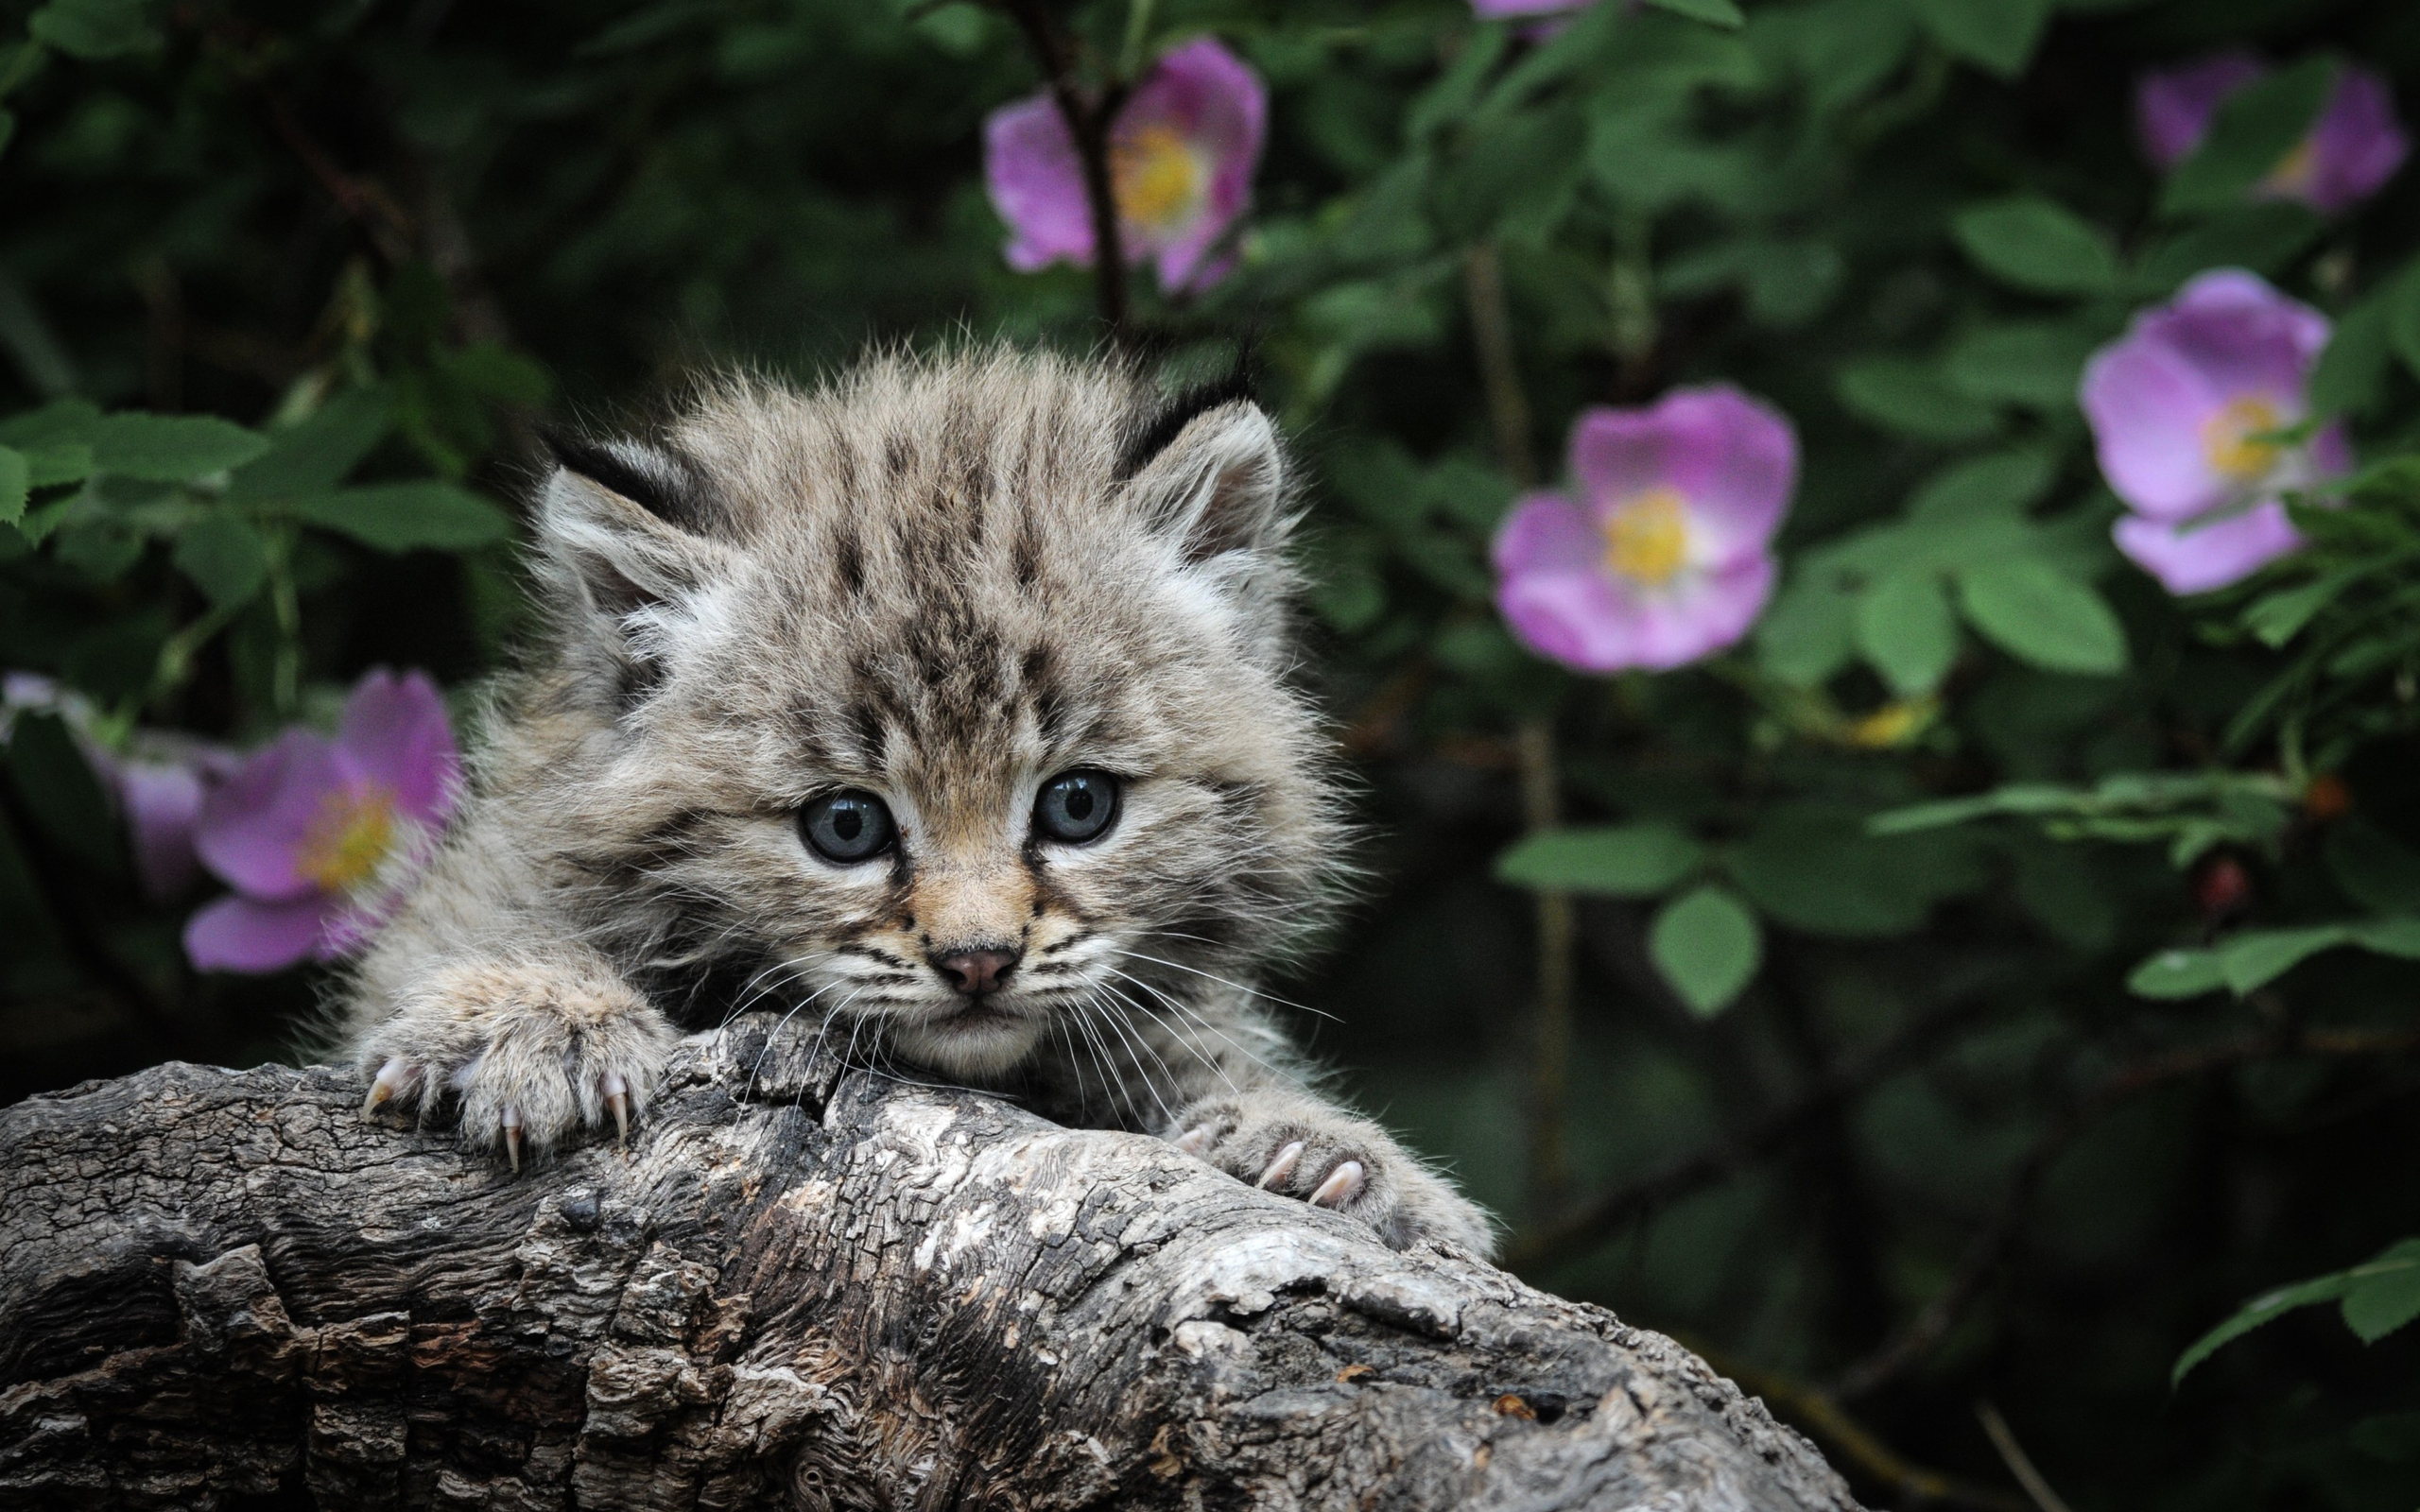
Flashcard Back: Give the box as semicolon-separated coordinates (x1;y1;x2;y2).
998;0;1130;337
1514;717;1574;1218
267;525;302;715
1462;244;1533;487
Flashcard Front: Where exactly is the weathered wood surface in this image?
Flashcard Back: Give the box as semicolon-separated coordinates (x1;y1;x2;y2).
0;1014;1862;1511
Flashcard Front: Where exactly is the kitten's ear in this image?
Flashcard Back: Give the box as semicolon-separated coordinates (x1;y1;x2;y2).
535;431;733;622
1120;399;1290;564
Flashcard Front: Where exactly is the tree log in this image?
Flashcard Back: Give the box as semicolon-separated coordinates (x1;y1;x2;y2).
0;1014;1862;1511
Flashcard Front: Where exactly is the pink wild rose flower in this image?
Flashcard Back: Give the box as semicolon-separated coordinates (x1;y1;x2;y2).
184;668;460;972
984;37;1266;295
1494;386;1797;673
2080;269;2350;595
2135;51;2408;213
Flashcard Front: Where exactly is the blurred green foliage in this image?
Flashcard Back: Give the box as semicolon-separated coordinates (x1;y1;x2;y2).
5;0;2420;1505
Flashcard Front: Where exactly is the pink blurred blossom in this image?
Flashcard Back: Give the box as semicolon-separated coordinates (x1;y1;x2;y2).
1494;387;1796;673
184;669;459;973
984;38;1266;295
2135;51;2408;213
1;672;233;901
2081;270;2349;594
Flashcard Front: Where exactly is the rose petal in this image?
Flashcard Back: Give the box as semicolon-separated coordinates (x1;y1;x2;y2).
2134;52;2266;170
337;668;459;829
985;92;1094;273
2080;326;2233;521
116;760;206;902
1569;386;1796;567
1491;490;1599;577
194;728;345;902
1117;37;1266;292
183;891;341;973
2301;65;2410;213
1499;555;1774;673
2113;501;2303;594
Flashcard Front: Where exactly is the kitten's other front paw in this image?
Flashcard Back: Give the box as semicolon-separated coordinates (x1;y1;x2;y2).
355;960;678;1173
1168;1093;1495;1257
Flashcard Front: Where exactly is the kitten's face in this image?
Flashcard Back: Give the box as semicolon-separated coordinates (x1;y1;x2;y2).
533;353;1340;1085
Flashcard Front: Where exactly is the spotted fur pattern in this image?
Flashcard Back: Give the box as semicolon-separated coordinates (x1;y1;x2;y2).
340;347;1493;1255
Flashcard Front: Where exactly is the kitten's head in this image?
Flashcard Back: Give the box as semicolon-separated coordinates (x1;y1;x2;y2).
526;349;1346;1084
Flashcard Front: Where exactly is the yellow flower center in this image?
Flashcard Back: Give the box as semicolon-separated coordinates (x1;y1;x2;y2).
1112;125;1204;231
2201;395;2286;482
1602;488;1692;586
298;785;397;894
1847;698;1935;749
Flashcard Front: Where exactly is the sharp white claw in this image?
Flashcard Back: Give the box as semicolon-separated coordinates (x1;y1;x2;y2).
1174;1125;1214;1157
1310;1160;1366;1209
602;1070;631;1148
362;1057;408;1114
1257;1141;1306;1190
501;1106;524;1175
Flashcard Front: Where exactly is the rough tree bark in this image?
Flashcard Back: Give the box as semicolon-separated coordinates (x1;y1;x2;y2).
0;1014;1863;1511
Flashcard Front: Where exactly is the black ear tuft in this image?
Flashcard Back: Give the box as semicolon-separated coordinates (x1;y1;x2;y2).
1115;355;1260;484
540;427;717;532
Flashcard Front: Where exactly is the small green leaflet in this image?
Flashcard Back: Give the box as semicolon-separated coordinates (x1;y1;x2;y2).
172;513;270;610
1639;0;1743;27
2390;260;2420;384
2159;58;2334;217
1835;357;1999;443
89;413;269;482
226;387;394;502
1957;560;2127;675
1650;885;1762;1017
0;445;24;525
284;481;512;552
26;0;162;60
2127;918;2420;1001
1951;198;2120;297
1495;822;1703;897
2174;1239;2420;1385
1856;571;1959;696
1908;0;2050;80
1945;322;2100;411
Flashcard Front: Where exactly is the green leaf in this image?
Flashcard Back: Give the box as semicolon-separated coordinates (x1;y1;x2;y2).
4;711;123;877
2243;568;2359;648
1726;807;1985;936
2391;262;2420;384
2308;290;2394;419
2135;204;2326;293
2342;1241;2420;1344
0;445;24;526
2159;58;2334;217
225;387;392;501
1640;0;1743;26
1907;451;2056;524
1951;198;2120;296
2219;925;2351;995
1755;572;1858;687
171;512;270;610
1649;885;1762;1016
27;0;162;59
2127;946;2228;1001
1857;572;1959;696
1908;0;2050;78
89;414;270;483
1945;322;2100;410
2175;1240;2420;1384
1495;822;1704;897
1956;560;2127;674
2325;819;2420;916
1836;357;1998;442
284;481;513;552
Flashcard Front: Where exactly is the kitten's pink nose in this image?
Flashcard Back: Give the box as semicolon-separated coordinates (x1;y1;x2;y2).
932;947;1019;997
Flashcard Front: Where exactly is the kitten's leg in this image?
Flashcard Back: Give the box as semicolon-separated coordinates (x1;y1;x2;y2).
354;954;679;1172
1167;1087;1496;1257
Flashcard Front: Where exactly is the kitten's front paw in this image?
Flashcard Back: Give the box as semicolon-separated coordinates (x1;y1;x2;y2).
1168;1094;1495;1256
355;960;678;1173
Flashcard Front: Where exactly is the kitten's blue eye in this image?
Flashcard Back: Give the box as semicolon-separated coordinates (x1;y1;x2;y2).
1034;770;1120;845
801;790;895;863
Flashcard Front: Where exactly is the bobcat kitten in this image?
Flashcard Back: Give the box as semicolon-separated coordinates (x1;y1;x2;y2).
343;348;1493;1256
